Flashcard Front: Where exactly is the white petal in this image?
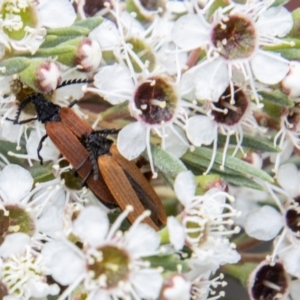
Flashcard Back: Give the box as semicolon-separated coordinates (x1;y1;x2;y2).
186;115;216;146
290;279;300;297
245;206;283;241
277;163;299;197
126;223;160;257
194;59;229;101
256;6;293;38
180;70;196;99
281;61;300;98
94;64;134;105
251;51;289;85
89;19;120;50
37;205;63;237
157;42;188;75
0;164;33;203
0;233;30;258
163;275;191;300
50;248;85;285
132;270;163;299
38;0;76;28
279;242;300;278
120;11;144;36
167;216;185;251
174;171;196;206
73;206;109;247
26;129;60;163
27;280;59;298
42;240;68;267
172;14;210;50
117;122;146;160
0;120;22;143
164;126;189;158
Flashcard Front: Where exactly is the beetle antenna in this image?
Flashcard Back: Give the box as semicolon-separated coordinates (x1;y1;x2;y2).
56;78;94;89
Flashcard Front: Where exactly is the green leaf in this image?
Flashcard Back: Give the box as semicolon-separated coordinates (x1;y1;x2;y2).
47;26;89;37
182;152;243;176
272;0;290;6
74;17;104;30
191;147;274;183
206;0;228;20
0;140;26;165
34;45;76;57
261;100;282;121
259;90;294;108
0;57;31;75
218;134;280;153
144;144;187;179
183;154;263;190
28;162;55;184
272;48;300;60
144;254;190;273
40;35;77;48
221;263;257;287
218;173;263;190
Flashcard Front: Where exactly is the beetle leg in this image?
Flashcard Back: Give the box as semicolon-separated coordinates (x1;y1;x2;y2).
37;134;49;165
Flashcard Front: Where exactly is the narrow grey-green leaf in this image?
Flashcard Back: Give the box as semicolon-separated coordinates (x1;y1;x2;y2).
74;17;104;30
218;134;280;153
0;57;31;75
34;45;76;57
182;153;263;190
144;254;190;273
47;26;89;37
29;163;55;184
261;100;282;121
192;147;274;183
259;90;294;108
182;152;241;176
272;48;300;60
143;144;187;179
40;36;76;48
0;140;26;165
272;0;290;6
218;173;263;190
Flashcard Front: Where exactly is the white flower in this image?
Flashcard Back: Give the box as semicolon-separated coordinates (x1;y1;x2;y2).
168;171;240;269
87;63;189;176
172;1;293;105
185;84;258;173
0;0;76;54
42;206;163;300
0;233;60;300
0;164;65;241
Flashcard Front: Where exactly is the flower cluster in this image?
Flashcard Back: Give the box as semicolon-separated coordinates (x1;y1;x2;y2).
0;0;299;299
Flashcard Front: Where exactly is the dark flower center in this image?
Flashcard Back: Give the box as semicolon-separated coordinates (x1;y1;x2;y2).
134;76;178;125
211;86;249;126
211;14;257;60
251;262;288;300
88;245;130;289
285;196;300;234
0;205;35;245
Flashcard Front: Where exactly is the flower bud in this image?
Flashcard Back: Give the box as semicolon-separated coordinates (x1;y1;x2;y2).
76;38;102;72
161;275;191;300
19;59;62;93
281;61;300;98
195;174;227;195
